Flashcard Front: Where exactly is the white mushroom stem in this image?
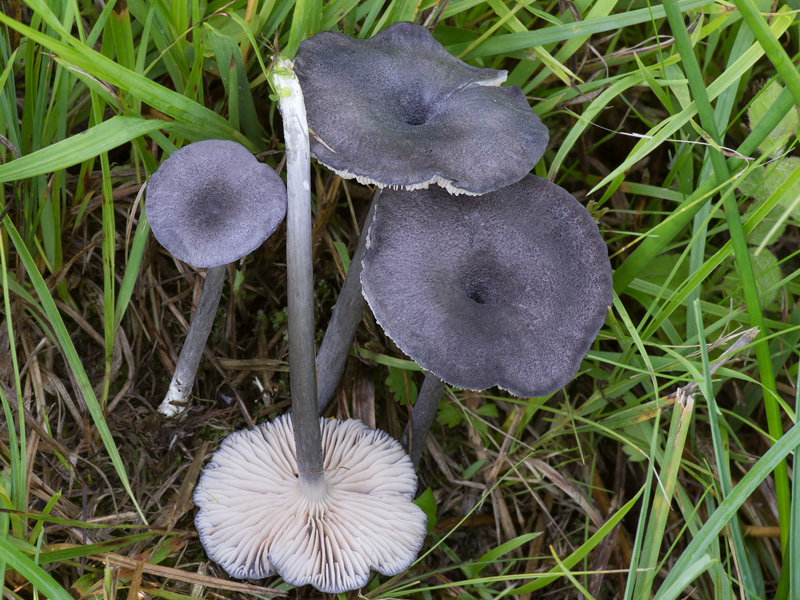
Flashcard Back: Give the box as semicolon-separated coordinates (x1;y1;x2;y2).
401;374;446;467
158;264;226;417
272;57;324;487
316;190;379;413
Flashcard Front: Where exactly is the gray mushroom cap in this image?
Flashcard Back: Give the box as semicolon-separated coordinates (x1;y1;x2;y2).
360;175;612;397
194;415;427;593
294;22;549;195
146;140;287;268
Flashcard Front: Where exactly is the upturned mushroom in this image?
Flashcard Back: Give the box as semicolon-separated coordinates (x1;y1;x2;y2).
146;140;287;417
294;21;549;195
296;22;550;411
360;176;613;464
194;415;427;592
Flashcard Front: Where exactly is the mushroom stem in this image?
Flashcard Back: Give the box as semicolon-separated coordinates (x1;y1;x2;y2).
158;264;227;417
272;57;325;488
401;374;446;467
316;189;379;413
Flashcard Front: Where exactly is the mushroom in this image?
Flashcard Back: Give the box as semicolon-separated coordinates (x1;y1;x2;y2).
146;140;287;417
301;22;550;410
189;64;424;594
194;414;427;592
294;22;548;196
360;176;613;462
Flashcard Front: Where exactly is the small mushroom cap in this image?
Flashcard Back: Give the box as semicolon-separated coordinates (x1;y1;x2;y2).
194;415;427;593
360;175;612;397
294;22;549;195
146;140;287;268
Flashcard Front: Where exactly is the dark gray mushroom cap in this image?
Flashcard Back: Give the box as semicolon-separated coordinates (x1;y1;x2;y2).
360;175;612;397
294;22;549;195
194;415;427;593
146;140;287;268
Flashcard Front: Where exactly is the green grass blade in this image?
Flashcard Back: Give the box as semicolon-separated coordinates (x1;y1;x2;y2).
590;10;791;193
286;0;321;57
734;0;800;108
114;197;148;330
612;292;659;600
694;301;754;597
514;483;645;593
654;553;717;600
204;22;263;142
446;0;715;58
0;242;24;537
0;536;73;600
634;391;694;599
792;364;800;596
654;419;800;598
0;6;248;146
687;12;758;339
0;116;170;183
664;1;782;584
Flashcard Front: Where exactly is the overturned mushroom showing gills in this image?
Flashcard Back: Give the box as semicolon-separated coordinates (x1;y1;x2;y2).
146;140;287;417
294;22;549;195
361;175;612;398
194;415;427;593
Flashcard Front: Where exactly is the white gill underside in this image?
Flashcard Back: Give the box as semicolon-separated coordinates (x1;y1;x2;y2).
193;415;427;593
324;165;481;196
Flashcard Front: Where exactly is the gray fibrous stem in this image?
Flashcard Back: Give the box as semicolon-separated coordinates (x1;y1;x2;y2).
158;264;227;417
272;57;324;493
401;374;446;467
316;190;379;413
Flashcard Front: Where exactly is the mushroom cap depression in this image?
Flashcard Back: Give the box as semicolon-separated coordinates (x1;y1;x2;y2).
194;415;427;593
360;175;612;397
294;22;549;195
146;140;287;268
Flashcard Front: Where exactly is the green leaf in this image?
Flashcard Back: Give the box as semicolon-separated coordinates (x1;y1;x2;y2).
413;487;437;533
386;366;419;407
333;241;351;275
744;196;787;247
461;459;485;481
720;248;782;308
438;402;462;428
749;81;800;156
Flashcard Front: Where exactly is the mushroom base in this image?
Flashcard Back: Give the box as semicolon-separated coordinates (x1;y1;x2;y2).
194;415;427;593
